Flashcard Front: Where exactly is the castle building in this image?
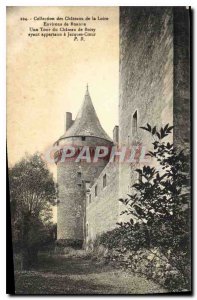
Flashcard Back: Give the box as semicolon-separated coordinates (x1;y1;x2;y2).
54;86;114;247
54;7;190;248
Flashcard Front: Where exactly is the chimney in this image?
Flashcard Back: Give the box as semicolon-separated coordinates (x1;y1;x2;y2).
65;112;73;132
113;125;119;144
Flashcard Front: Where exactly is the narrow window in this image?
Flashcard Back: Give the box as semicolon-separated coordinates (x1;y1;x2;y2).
95;185;98;197
103;174;107;188
82;136;86;141
86;223;88;237
89;194;91;204
132;111;137;135
77;172;82;186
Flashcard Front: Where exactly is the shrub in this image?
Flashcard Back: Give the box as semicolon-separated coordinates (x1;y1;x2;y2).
95;124;191;292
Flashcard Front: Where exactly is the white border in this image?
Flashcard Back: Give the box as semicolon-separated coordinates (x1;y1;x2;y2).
2;0;195;6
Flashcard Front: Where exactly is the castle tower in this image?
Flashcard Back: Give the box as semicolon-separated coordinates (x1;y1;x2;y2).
54;86;113;248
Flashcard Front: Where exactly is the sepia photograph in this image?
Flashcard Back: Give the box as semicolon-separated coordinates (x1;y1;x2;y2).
6;5;191;295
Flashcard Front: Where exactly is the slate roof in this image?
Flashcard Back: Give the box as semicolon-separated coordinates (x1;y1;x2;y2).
59;87;112;142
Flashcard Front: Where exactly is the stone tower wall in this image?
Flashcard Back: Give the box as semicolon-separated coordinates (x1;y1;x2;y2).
57;136;113;246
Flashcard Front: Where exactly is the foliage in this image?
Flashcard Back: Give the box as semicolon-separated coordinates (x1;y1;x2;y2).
9;152;56;218
98;124;191;292
9;153;57;269
97;225;149;251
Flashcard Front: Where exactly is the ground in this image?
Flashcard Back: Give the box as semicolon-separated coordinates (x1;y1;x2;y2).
14;252;167;295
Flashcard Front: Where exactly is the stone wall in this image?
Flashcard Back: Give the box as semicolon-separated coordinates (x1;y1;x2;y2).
173;7;190;151
119;7;174;217
86;161;119;243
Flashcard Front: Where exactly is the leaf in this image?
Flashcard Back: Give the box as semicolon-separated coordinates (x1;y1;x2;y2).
164;123;169;131
167;142;172;149
147;151;155;157
167;126;174;132
152;126;156;135
120;210;128;215
160;127;165;139
156;132;161;139
153;141;159;149
118;198;124;203
132;183;141;190
116;222;123;227
140;126;150;132
147;123;151;131
130;218;134;225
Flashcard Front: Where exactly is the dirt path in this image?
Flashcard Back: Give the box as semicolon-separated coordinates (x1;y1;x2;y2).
14;254;167;294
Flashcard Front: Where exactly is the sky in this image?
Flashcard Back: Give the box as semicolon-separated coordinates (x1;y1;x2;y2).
7;6;119;222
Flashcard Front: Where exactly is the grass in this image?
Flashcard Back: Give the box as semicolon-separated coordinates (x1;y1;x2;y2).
14;252;167;295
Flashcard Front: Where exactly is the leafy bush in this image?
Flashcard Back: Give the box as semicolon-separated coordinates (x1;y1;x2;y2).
96;124;191;292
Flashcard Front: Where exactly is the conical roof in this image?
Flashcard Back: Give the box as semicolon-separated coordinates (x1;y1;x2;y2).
59;86;112;142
